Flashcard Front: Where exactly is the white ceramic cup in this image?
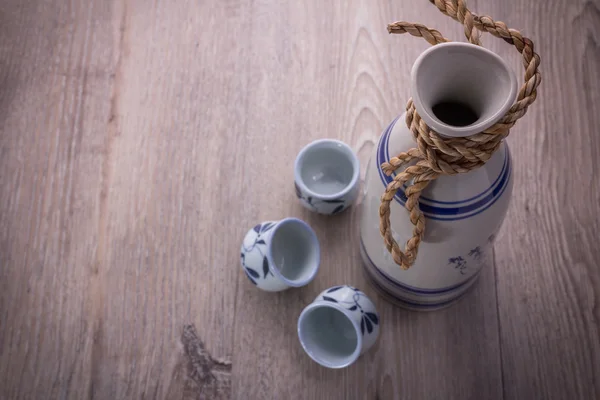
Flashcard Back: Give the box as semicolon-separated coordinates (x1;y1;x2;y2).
297;285;380;368
294;139;360;215
240;218;320;292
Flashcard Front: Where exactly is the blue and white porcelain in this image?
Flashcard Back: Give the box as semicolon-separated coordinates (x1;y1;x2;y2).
360;43;518;311
294;139;360;215
297;285;380;368
240;218;320;292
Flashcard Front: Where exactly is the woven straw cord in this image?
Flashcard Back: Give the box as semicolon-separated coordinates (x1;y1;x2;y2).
379;0;541;270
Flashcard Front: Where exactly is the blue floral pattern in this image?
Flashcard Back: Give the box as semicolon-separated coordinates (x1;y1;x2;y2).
240;222;275;285
448;256;467;275
294;182;347;215
320;285;380;336
468;246;481;260
448;244;491;275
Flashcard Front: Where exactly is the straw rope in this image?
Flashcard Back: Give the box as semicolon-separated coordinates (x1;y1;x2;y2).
379;0;541;269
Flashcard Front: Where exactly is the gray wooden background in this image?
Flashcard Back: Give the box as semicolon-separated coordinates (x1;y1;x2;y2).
1;0;599;399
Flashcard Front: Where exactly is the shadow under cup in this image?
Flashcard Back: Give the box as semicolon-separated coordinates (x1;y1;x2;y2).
298;303;361;368
268;218;320;286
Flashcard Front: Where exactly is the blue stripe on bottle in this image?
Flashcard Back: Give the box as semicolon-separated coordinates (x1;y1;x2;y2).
376;115;400;187
391;153;508;213
423;161;511;221
385;125;509;206
360;238;480;295
362;258;475;309
376;117;511;220
366;273;468;310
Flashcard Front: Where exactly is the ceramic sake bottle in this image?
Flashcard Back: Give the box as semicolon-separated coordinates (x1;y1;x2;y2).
359;42;518;311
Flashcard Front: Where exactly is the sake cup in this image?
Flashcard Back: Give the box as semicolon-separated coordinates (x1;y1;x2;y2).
294;139;360;215
297;285;380;368
240;218;320;292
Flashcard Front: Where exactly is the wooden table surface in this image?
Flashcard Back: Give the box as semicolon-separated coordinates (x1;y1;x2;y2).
1;0;599;399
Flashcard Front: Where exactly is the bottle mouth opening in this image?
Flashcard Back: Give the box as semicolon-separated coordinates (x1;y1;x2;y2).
410;43;518;138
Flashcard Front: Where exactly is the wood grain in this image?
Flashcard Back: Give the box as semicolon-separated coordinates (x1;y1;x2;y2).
482;0;600;398
0;0;598;399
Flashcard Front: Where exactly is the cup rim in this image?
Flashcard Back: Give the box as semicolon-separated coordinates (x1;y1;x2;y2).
266;217;320;287
297;301;363;369
294;139;360;201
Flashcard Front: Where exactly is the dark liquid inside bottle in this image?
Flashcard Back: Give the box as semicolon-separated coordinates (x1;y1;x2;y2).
431;101;479;127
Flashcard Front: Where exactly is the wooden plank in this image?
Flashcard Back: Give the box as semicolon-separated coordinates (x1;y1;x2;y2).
77;0;253;398
0;0;252;398
229;1;503;398
0;0;117;398
481;0;600;398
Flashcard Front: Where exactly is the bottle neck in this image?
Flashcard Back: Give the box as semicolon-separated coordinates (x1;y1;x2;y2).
410;42;518;138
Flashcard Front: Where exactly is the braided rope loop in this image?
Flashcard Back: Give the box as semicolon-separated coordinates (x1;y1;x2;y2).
380;0;541;270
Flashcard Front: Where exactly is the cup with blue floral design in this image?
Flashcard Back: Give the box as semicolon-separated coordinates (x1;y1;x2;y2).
297;285;380;368
294;139;360;215
240;217;320;292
